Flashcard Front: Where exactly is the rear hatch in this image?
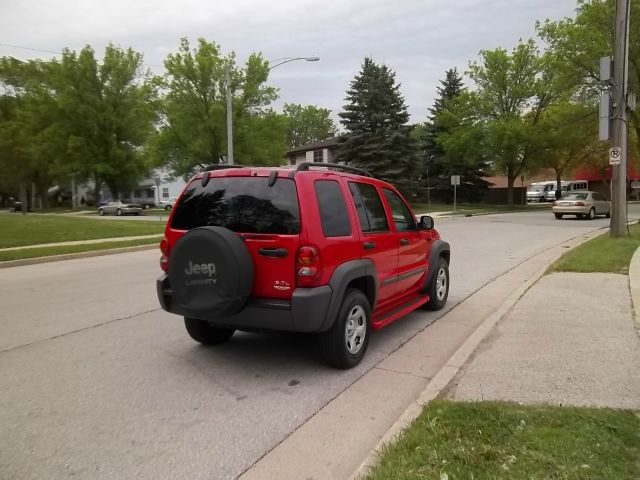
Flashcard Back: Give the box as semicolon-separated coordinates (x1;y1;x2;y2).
168;173;300;299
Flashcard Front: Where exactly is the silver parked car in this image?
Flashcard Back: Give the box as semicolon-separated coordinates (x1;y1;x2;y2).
552;191;611;220
98;201;143;216
159;197;177;211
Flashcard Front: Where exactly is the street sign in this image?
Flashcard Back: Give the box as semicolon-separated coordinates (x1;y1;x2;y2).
609;147;622;165
450;175;461;186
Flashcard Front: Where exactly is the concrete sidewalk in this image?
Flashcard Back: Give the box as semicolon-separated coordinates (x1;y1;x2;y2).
240;229;618;480
450;271;640;409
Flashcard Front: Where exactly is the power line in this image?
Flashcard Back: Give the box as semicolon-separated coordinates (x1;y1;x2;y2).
0;42;165;69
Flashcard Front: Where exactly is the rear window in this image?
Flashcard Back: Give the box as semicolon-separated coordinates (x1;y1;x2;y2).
564;193;588;200
170;176;300;234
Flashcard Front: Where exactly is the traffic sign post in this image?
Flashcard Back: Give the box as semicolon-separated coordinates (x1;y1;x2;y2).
451;175;460;211
609;147;622;165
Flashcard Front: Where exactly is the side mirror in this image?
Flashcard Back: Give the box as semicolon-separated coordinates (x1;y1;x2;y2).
419;215;434;230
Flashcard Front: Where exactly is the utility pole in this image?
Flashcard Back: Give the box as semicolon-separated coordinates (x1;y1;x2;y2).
226;63;234;165
610;0;631;236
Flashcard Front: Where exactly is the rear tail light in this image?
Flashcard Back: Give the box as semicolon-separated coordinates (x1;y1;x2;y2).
575;202;585;206
160;235;170;272
296;245;321;287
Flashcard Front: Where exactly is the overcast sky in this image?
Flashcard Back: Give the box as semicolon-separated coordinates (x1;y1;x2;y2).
1;0;578;123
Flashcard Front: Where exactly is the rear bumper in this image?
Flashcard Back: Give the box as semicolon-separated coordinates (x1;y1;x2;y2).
552;206;589;215
156;274;333;333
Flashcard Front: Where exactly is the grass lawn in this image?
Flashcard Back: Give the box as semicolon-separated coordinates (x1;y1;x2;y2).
362;400;640;480
411;202;546;215
547;222;640;275
0;237;161;262
0;214;165;248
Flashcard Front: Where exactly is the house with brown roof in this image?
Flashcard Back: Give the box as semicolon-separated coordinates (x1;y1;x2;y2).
285;137;339;165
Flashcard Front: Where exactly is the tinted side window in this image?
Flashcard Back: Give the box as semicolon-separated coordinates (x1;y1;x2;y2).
348;182;389;232
383;188;416;231
171;177;300;234
315;180;351;237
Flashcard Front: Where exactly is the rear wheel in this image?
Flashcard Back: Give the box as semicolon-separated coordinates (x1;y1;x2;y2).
554;213;563;219
165;205;172;211
587;208;595;220
606;209;611;218
98;208;105;216
184;317;235;345
116;209;122;216
320;289;370;369
424;257;449;311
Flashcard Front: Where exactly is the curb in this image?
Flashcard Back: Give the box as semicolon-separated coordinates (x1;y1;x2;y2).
350;227;608;479
0;243;158;269
629;246;640;332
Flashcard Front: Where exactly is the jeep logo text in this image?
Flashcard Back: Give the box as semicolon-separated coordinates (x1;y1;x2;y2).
184;261;216;277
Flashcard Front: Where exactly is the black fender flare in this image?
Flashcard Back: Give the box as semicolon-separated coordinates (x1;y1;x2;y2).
320;259;378;331
422;240;451;293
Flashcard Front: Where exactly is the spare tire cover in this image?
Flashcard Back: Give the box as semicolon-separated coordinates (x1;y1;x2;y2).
168;226;254;317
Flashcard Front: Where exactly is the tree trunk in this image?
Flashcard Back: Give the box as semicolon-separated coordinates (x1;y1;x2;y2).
19;182;28;215
37;181;51;210
506;164;514;205
93;174;101;205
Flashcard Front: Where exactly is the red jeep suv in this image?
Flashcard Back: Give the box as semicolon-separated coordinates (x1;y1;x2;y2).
157;163;450;368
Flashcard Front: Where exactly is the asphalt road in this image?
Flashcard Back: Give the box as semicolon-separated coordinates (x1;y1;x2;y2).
1;207;638;480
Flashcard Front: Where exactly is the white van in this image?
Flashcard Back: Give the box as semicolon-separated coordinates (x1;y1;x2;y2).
544;180;589;201
527;181;555;202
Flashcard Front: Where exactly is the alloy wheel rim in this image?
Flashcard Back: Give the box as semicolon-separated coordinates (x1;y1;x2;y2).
344;305;366;355
436;267;447;300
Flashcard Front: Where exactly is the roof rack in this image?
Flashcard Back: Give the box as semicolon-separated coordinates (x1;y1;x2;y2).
203;164;245;171
295;162;372;177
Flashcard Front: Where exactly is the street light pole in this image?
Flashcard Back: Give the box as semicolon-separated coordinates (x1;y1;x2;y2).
226;63;234;165
225;56;319;165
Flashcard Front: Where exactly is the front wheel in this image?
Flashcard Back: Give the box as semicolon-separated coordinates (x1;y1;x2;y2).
116;209;122;216
424;257;449;311
587;208;595;220
554;213;563;219
320;289;370;369
98;208;105;216
165;205;172;211
606;209;611;218
184;318;235;345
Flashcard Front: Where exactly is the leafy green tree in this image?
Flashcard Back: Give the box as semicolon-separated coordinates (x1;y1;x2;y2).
337;57;418;195
442;40;560;204
534;100;612;194
418;68;490;202
153;38;286;177
537;0;640;152
47;44;158;201
0;57;59;209
283;103;336;147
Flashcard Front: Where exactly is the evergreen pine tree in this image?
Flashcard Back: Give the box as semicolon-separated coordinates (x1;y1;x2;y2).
337;58;418;196
421;68;490;202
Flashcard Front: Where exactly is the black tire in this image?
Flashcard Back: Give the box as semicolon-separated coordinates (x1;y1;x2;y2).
165;205;172;211
424;257;449;311
168;226;254;318
184;317;235;345
606;209;611;218
320;289;370;369
144;204;150;210
134;212;140;216
98;208;105;216
587;208;595;220
116;209;122;216
554;213;563;219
